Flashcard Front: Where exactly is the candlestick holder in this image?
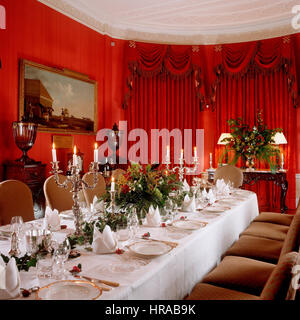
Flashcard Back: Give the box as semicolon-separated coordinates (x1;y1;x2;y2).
279;158;286;172
109;191;116;215
166;157;199;182
9;232;21;257
51;160;99;236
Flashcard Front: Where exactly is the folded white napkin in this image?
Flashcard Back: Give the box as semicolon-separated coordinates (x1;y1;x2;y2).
207;189;216;205
0;256;20;299
216;179;230;197
146;205;161;226
91;196;105;213
182;179;190;192
44;206;61;231
202;188;208;199
181;194;196;212
92;225;117;254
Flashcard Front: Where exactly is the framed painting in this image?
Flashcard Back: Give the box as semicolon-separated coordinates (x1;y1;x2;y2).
19;59;97;134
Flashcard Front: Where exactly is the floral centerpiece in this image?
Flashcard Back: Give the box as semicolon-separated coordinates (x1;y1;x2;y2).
220;112;282;172
101;163;182;221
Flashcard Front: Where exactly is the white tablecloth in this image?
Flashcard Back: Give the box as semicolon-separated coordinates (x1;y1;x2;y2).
0;189;259;300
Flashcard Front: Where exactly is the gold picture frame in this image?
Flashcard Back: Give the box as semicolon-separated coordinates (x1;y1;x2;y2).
19;59;97;134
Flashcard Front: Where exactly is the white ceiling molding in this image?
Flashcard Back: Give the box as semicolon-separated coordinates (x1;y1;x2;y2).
38;0;300;45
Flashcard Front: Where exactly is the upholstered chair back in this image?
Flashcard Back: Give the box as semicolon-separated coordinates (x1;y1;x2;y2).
82;172;106;207
43;174;74;212
260;252;299;300
0;180;34;224
112;169;126;182
214;165;243;188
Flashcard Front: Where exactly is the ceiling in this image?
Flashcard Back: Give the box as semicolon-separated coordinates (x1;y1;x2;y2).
38;0;300;45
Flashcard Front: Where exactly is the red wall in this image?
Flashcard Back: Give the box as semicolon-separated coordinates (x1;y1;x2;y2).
0;0;126;177
0;0;299;178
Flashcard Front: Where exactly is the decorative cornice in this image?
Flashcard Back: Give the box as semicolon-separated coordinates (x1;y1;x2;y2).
38;0;299;45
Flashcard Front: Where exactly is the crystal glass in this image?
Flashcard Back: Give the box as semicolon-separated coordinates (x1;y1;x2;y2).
52;237;71;280
12;121;38;164
10;216;24;236
116;223;130;242
36;254;53;279
128;208;139;240
164;199;174;222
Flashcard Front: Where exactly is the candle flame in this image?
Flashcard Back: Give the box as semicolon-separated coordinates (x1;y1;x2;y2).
94;142;98;149
112;177;115;182
52;143;55;149
73;146;77;154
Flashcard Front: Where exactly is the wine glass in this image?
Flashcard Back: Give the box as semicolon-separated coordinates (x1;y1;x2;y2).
52;236;71;280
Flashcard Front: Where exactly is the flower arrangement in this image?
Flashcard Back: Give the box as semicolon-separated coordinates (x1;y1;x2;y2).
221;112;282;171
101;163;182;221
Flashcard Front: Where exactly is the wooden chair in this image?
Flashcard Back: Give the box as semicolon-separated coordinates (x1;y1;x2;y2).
214;165;243;188
0;180;34;224
82;172;106;207
43;174;74;212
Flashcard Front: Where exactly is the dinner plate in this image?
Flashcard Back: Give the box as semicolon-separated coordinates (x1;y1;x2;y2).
172;219;207;230
36;280;102;300
128;241;172;258
202;207;224;214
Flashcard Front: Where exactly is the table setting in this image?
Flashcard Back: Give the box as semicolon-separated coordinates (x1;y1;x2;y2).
0;144;259;300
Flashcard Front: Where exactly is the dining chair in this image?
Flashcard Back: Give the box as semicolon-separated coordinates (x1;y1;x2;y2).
112;168;126;181
43;174;74;212
213;164;243;188
0;180;34;224
82;172;106;207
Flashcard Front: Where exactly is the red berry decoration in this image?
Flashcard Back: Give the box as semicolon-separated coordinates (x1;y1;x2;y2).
115;248;124;254
161;223;166;227
142;232;150;238
21;289;31;297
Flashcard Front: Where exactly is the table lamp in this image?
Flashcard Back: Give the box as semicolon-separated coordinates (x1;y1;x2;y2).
217;133;232;165
272;132;287;171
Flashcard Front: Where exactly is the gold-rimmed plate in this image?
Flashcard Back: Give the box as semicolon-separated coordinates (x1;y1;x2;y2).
35;280;102;300
128;240;172;258
172;219;207;230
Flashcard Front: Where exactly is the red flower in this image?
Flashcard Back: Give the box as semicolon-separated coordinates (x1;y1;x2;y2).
70;264;82;274
161;223;166;227
60;225;67;230
122;185;130;194
115;248;124;254
180;216;186;220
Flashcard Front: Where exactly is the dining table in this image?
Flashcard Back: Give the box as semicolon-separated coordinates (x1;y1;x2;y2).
0;188;259;300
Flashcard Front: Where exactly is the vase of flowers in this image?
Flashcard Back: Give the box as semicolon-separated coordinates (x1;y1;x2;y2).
220;111;282;172
100;163;182;223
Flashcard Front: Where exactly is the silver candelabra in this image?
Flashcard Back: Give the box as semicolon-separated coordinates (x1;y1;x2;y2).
165;156;199;182
51;160;99;236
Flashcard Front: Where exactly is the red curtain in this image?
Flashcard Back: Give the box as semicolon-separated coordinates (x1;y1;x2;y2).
122;37;298;210
124;43;205;177
213;37;297;210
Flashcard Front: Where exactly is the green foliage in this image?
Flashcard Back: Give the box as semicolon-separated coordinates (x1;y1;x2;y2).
100;163;182;220
1;253;37;272
220;111;282;172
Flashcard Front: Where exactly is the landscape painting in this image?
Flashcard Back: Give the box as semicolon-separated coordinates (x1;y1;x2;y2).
19;60;97;134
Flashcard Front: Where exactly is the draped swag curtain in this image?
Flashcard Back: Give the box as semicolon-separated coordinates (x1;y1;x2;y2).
124;43;205;170
214;37;297;209
123;36;298;209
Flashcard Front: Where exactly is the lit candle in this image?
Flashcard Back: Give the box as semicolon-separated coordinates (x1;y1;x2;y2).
166;145;170;162
94;143;98;162
281;153;284;164
210;153;212;163
111;177;115;192
180;148;184;160
52;143;57;162
73;146;78;166
194;146;197;158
